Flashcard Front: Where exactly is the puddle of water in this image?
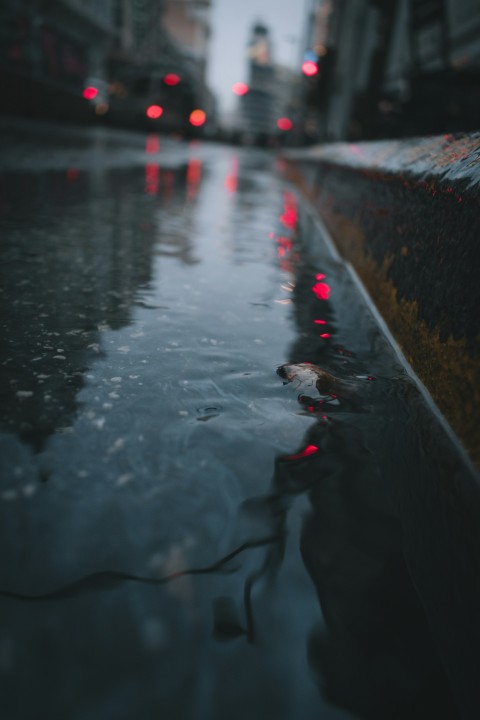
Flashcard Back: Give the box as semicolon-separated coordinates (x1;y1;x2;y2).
0;129;477;720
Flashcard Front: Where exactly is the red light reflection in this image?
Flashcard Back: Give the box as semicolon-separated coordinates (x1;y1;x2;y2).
280;191;298;230
319;333;331;338
285;444;319;461
277;236;292;251
314;319;326;324
145;163;159;195
187;157;202;198
279;211;297;229
146;134;160;154
224;156;238;194
66;168;79;181
312;281;330;300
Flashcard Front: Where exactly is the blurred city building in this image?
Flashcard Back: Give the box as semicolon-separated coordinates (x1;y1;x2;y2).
0;0;115;122
109;0;216;133
300;0;480;142
233;23;299;145
0;0;216;134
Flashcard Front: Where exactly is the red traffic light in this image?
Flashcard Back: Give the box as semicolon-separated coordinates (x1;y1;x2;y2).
301;60;318;77
83;86;98;100
277;118;293;131
232;82;249;96
164;73;181;86
146;105;163;119
189;109;206;127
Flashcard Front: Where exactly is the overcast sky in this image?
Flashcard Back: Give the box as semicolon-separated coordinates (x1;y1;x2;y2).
207;0;308;116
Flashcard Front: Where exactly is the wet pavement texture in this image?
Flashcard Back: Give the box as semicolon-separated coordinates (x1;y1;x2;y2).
0;120;479;720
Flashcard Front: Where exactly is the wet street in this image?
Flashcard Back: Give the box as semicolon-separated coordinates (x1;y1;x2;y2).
0;119;479;720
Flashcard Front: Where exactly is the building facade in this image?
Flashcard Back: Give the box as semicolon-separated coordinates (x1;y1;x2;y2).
236;23;298;144
108;0;215;133
0;0;115;121
0;0;215;132
301;0;480;141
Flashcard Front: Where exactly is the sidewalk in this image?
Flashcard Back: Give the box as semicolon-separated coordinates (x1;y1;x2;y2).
283;132;480;467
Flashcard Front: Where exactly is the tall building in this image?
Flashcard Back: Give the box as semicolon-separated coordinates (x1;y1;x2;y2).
301;0;480;141
239;23;276;140
236;22;297;144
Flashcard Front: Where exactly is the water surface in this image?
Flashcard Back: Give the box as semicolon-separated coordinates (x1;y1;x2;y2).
0;124;478;720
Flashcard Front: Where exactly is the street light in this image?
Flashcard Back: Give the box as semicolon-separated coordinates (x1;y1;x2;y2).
232;82;249;96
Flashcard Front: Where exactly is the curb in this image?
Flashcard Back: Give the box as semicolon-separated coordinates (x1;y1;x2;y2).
282;133;480;466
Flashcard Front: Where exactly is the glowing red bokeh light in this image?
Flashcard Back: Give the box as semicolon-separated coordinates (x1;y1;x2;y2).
189;109;206;127
83;86;98;100
319;333;331;338
146;105;163;119
164;73;181;86
232;82;249;96
312;282;331;300
277;117;293;131
280;191;298;230
302;61;318;77
314;319;326;324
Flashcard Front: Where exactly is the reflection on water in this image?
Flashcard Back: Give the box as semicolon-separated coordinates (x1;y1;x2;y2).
278;416;457;719
275;205;480;719
0;138;330;720
0;157;203;451
0;130;478;720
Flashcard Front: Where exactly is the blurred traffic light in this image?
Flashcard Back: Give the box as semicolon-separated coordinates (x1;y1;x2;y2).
146;105;163;119
189;109;206;127
301;60;318;77
163;73;181;86
277;117;293;131
232;82;249;96
83;86;98;100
